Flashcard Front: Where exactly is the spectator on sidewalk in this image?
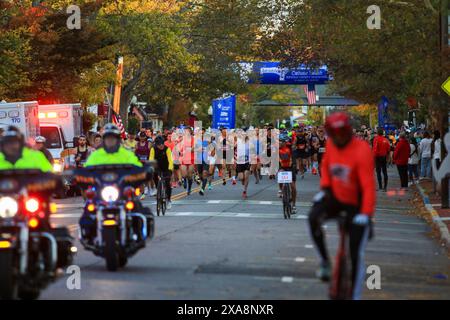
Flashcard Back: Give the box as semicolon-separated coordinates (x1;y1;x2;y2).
408;137;419;185
432;130;441;170
373;128;391;191
419;131;433;179
393;132;410;189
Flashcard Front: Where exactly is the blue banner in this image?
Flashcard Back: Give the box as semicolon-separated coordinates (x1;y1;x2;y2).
243;61;331;85
212;95;236;129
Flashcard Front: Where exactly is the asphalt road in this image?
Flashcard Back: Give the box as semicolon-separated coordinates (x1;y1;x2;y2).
41;171;450;300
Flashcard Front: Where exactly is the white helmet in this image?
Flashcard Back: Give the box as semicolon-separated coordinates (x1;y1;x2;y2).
35;136;46;143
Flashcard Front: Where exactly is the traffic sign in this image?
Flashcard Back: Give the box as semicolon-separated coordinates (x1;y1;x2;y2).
442;77;450;96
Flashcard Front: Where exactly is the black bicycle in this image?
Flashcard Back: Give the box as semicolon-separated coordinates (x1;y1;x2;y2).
156;172;167;216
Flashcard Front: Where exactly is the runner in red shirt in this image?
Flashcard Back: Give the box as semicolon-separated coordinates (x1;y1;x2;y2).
179;127;195;195
308;112;375;300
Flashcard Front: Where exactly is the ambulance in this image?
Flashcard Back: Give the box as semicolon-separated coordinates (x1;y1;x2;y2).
0;101;40;145
38;103;83;171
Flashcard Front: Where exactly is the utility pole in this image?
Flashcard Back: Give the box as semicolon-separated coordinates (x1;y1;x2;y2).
439;0;449;207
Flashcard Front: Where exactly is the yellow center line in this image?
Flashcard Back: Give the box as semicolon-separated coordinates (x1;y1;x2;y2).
171;178;230;201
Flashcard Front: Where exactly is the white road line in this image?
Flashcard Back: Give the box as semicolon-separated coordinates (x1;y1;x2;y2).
259;201;273;205
304;244;314;249
208;200;222;204
174;212;193;216
295;257;306;262
236;213;251;217
281;276;294;283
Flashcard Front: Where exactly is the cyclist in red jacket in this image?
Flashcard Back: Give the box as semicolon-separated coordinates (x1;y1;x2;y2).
308;112;375;300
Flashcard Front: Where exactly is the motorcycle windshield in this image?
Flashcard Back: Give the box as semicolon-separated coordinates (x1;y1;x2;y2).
0;170;62;195
72;165;152;189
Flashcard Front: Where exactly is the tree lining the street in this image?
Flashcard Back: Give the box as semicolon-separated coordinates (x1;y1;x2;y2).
257;0;449;129
1;0;447;130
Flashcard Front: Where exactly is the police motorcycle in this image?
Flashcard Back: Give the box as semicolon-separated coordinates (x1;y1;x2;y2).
72;164;155;271
0;170;75;300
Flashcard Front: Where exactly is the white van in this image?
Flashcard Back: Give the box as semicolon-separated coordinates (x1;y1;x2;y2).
38;104;83;170
0;101;40;145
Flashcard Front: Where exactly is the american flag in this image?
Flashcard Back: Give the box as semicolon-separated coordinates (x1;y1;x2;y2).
112;111;126;139
304;84;316;105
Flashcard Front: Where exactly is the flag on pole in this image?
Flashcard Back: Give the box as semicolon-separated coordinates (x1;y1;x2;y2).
112;110;126;139
303;84;316;105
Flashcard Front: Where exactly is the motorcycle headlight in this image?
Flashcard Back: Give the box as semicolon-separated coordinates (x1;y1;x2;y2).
0;197;18;218
101;186;119;202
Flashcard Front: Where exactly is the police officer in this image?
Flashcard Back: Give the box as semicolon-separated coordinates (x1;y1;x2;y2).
85;124;142;167
0;126;52;171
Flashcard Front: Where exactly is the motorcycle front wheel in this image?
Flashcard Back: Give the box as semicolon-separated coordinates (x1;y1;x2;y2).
0;249;18;300
103;227;119;272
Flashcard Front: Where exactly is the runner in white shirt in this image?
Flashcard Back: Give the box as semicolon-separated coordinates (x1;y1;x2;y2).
236;130;251;199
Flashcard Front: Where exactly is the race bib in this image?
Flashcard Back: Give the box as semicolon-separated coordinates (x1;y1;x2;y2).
319;147;326;153
277;171;293;184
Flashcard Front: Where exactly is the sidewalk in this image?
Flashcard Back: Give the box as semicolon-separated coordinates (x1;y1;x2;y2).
375;167;450;252
415;179;450;250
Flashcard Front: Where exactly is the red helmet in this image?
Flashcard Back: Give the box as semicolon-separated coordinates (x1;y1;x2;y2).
324;112;352;137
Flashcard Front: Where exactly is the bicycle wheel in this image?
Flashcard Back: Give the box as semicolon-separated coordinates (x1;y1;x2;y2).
156;180;163;216
161;179;167;216
282;184;291;219
329;223;352;300
286;185;292;219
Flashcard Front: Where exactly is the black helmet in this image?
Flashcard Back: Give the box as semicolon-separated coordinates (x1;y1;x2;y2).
1;126;24;145
154;135;164;146
103;123;121;138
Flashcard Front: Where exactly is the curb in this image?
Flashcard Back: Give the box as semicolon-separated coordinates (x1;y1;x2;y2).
416;184;450;249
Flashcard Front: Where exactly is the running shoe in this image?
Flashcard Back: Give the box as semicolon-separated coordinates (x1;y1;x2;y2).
208;183;212;190
232;179;237;185
278;190;282;198
222;179;226;186
166;201;172;210
316;261;331;282
199;188;205;196
242;191;247;199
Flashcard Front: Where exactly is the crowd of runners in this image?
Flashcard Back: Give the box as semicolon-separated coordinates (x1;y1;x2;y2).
62;122;329;212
